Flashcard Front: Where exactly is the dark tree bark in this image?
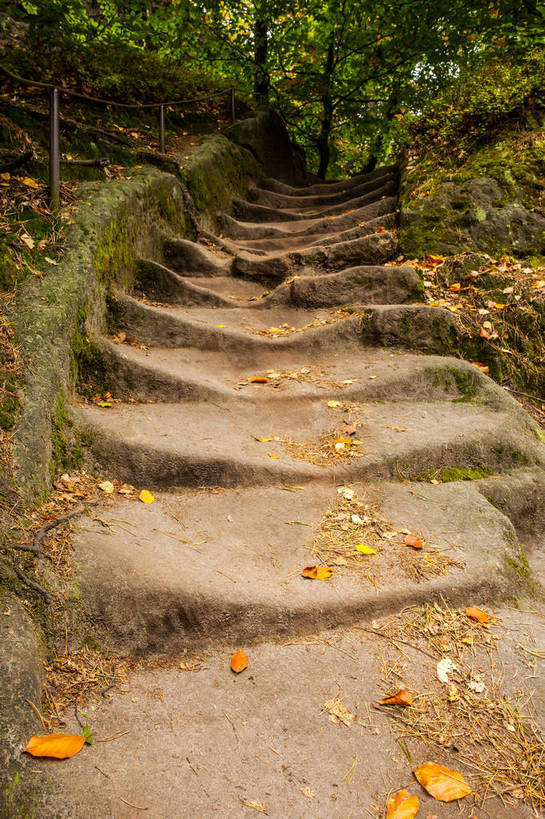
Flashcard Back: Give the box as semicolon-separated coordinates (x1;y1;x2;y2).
316;38;335;178
254;18;269;104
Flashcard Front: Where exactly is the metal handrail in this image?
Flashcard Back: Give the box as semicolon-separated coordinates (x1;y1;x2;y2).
0;62;237;207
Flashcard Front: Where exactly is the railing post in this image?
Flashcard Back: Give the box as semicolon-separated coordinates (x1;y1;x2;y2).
49;87;60;209
230;87;236;123
159;104;165;153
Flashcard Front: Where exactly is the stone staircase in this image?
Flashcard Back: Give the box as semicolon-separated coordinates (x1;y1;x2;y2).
43;157;545;818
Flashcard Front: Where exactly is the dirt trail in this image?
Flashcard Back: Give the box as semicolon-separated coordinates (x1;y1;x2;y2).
44;164;545;817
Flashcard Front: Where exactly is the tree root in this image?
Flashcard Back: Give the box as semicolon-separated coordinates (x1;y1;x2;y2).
9;502;98;604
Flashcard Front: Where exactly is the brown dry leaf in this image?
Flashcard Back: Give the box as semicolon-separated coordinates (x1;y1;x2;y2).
465;606;492;624
386;789;420;818
98;480;115;494
380;689;413;707
341;424;357;436
405;534;423;550
300;786;315;799
413;761;471;802
248;376;269;384
302;565;333;580
230;649;248;673
25;733;85;759
323;695;354;727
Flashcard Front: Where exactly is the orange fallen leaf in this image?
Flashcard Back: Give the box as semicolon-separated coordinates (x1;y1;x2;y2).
427;254;445;265
332;436;354;445
386;789;419;818
449;282;461;292
25;733;85;759
230;649;248;673
465;606;492;624
302;565;333;580
405;534;423;549
479;328;490;339
341;424;357;436
377;226;387;232
248;376;269;383
380;689;414;707
413;761;471;802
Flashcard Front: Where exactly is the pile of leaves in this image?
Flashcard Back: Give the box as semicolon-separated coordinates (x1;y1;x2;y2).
404;251;545;415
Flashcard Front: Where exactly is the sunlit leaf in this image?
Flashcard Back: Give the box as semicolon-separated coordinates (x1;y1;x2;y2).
355;543;376;555
386;789;419;818
405;534;423;549
230;648;248;673
139;489;155;503
248;376;269;383
22;177;39;188
380;689;413;706
465;606;492;624
25;733;85;759
302;565;333;580
413;761;471;801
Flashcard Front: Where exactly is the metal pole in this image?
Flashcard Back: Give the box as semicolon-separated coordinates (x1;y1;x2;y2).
159;104;165;153
49;87;60;209
230;87;236;124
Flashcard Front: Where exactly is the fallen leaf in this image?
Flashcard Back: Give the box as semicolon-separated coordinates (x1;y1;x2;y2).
98;480;115;494
337;487;354;500
449;282;461;292
327;400;342;408
230;649;248;673
0;172;10;180
248;376;269;383
426;254;445;265
300;786;315;799
467;679;485;693
479;328;490;339
413;761;471;802
342;424;357;436
25;733;85;759
302;566;333;580
20;233;34;249
139;490;155;504
323;695;354;727
465;606;492;624
332;436;354;446
380;690;413;707
405;535;423;549
95;401;112;408
22;176;39;188
267;453;279;459
355;543;377;555
216;324;226;328
436;657;458;684
386;789;419;818
44;256;58;265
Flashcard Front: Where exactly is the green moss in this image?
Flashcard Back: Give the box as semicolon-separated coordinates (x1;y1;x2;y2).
50;391;84;475
418;465;490;483
445;366;478;400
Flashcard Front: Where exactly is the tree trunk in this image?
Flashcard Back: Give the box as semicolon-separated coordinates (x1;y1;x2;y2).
365;87;400;171
317;38;335;179
254;18;269;104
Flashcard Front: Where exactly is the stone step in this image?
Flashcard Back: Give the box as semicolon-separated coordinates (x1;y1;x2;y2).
261;163;397;196
217;195;397;240
247;172;395;210
73;398;543;491
69;479;528;656
88;341;497;407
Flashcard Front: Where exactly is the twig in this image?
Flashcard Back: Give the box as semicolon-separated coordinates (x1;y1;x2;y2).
25;698;47;731
14;564;51;604
11;503;97;556
94;730;130;743
354;626;437;660
119;797;148;810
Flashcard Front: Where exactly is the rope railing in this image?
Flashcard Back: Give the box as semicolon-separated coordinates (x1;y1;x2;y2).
0;62;237;207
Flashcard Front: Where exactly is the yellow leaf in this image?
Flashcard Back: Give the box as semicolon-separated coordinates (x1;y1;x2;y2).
25;733;85;759
380;689;413;707
302;565;333;580
217;324;226;328
465;606;492;624
248;376;269;383
267;453;279;459
386;789;419;818
355;544;376;555
0;172;10;180
230;648;248;673
98;480;115;494
96;401;112;408
413;761;471;802
139;490;155;504
22;177;39;188
327;400;342;408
